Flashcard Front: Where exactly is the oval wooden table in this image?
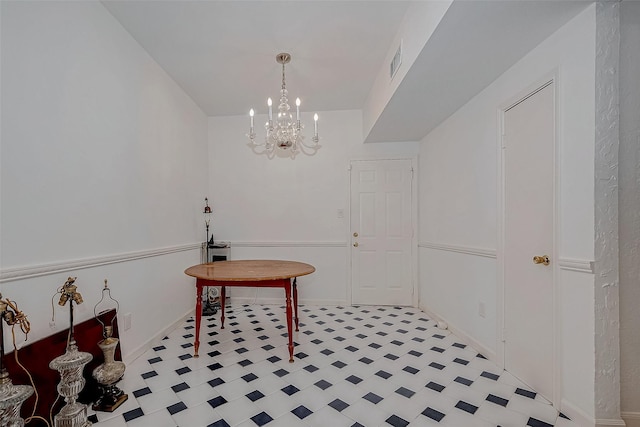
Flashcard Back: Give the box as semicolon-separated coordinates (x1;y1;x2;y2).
185;260;315;362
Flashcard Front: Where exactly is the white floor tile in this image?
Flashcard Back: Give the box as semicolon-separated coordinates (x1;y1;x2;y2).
92;414;128;427
475;401;530;426
437;409;495;427
304;405;356;427
171;402;218;427
268;411;310;427
253;390;301;419
212;396;256;426
341;398;391;427
508;393;558;425
135;387;180;414
104;304;578;427
178;381;222;408
126;408;177;427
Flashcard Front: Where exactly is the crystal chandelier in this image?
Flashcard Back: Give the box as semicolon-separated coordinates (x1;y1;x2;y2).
248;53;319;157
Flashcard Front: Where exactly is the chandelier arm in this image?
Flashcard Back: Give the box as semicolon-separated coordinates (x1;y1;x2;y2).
299;138;320;149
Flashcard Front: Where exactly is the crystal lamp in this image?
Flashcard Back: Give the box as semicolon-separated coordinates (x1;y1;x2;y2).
49;277;93;427
0;294;34;427
91;280;127;412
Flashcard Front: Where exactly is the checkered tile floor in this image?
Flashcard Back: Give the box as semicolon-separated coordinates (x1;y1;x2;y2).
89;304;579;426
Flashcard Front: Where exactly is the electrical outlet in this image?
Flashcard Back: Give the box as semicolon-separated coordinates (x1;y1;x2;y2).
49;321;56;329
123;313;132;331
478;302;486;318
337;209;344;218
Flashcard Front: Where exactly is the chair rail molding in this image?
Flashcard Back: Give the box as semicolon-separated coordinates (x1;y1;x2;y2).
557;258;595;274
0;243;201;283
418;242;594;274
418;241;497;259
230;241;347;248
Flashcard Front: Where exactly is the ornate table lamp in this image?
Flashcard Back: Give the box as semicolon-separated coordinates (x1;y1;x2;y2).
0;294;34;427
202;198;218;316
49;277;93;427
203;197;212;257
91;280;127;412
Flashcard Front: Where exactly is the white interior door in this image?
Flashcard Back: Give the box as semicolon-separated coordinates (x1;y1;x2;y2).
350;159;413;306
503;82;555;401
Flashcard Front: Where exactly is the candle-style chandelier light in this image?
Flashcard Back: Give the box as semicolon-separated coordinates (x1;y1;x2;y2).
247;53;320;157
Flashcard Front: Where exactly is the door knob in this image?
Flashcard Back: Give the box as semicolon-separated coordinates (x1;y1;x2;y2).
353;232;358;237
533;255;550;266
353;242;359;247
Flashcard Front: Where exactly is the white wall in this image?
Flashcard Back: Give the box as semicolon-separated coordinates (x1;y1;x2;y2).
1;1;631;422
362;1;452;141
619;1;640;425
418;5;598;423
0;1;208;360
208;110;419;305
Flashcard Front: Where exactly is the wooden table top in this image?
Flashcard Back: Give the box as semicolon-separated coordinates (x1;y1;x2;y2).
185;260;315;282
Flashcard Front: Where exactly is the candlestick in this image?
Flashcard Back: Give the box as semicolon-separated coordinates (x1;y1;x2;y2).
267;98;273;121
314;113;318;137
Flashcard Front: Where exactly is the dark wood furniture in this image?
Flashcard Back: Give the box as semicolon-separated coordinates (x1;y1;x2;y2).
3;310;120;426
184;260;315;362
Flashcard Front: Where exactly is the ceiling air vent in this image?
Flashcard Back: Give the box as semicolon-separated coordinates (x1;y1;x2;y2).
390;40;402;80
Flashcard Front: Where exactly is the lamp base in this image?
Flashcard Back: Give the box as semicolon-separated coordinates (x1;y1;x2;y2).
92;385;128;413
91;338;127;413
0;372;34;427
54;401;92;427
49;341;93;427
202;296;220;316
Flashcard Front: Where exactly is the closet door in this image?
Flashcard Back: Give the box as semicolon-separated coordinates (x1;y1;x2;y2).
503;81;555;401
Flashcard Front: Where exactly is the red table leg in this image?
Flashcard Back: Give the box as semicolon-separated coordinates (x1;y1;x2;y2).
220;286;226;329
293;278;299;331
284;280;294;362
194;281;203;357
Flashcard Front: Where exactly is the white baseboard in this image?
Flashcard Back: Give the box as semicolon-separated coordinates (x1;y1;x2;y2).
561;398;596;426
123;308;194;364
560;398;628;427
622;412;640;427
597;419;628;427
418;303;497;362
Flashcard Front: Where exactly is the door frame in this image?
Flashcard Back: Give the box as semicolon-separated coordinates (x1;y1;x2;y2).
496;72;561;407
347;156;418;308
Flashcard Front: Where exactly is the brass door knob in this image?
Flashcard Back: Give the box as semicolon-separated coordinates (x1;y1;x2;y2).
353;242;359;247
353;232;358;237
533;255;550;266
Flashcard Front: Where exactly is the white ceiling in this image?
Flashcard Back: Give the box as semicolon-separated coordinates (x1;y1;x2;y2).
102;0;592;142
102;0;411;117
